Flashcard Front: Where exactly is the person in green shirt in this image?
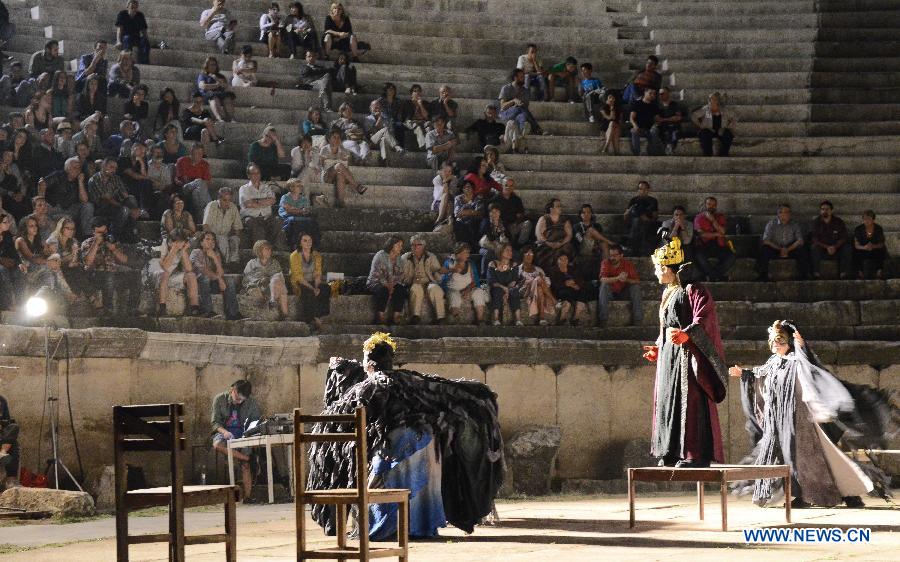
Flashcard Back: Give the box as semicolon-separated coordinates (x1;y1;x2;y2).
547;56;579;104
211;379;262;499
247;125;291;180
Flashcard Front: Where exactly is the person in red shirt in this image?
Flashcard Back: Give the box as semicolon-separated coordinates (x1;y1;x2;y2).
175;143;212;223
462;156;501;199
693;196;735;281
597;243;642;326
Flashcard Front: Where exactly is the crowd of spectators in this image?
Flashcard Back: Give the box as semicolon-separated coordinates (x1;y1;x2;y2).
0;5;890;329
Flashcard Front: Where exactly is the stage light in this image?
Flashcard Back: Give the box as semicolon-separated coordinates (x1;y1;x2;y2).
25;295;48;318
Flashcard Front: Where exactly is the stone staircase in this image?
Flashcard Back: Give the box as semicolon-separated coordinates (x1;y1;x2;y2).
2;0;898;340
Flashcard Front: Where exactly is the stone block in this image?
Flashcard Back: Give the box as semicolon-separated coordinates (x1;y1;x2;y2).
555;365;610;479
485;364;557;437
504;426;561;496
0;487;95;517
91;465;116;512
833;365;879;388
399;363;486;383
298;363;330;415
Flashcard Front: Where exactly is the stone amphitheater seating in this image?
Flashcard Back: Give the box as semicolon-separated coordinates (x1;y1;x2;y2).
2;0;898;341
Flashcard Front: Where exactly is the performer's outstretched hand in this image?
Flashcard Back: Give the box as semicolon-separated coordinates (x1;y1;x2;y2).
642;345;658;362
728;365;743;377
667;328;689;346
793;331;805;348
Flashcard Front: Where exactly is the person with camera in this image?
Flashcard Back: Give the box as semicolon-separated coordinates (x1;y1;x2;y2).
0;392;20;489
211;380;261;500
201;0;237;55
80;216;140;316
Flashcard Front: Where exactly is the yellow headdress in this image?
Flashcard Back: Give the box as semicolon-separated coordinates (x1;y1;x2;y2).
363;332;397;353
651;237;685;267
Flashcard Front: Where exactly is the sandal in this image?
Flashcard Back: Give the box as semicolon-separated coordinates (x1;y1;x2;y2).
355;184;368;195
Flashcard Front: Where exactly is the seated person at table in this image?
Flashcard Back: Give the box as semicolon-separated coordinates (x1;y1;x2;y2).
211;379;262;500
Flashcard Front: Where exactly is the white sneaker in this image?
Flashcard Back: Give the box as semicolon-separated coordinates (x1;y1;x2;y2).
515;320;524;326
539;319;549;326
588;116;596;123
394;146;405;153
345;88;352;95
493;320;501;326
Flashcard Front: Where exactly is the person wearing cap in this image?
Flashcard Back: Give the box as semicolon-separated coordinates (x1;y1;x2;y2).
400;234;447;325
53;121;77;158
248;125;290;181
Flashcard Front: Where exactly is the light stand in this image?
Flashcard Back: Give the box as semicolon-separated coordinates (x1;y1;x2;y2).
27;293;83;492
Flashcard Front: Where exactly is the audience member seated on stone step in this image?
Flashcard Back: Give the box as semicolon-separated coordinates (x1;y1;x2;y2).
757;204;809;282
45;217;88;300
691;92;737;157
0;213;21;310
202;187;242;266
81;217;141;315
489;177;531;250
297;50;334;113
483;144;507;186
28;40;64;93
463;156;500;199
54;121;77;160
243;239;289;319
212;74;237;124
579;62;604;123
365;99;404;165
192;231;242;320
431;85;458;131
259;2;285;58
284;2;318;59
693;196;735;282
156;124;189;165
289;232;329;329
629;88;662;156
331;103;369;162
319;128;365;208
181;91;224;147
573;203;611;282
431;160;457;227
290;134;319;182
279;178;318;248
597;243;641;328
24;91;52;133
117;142;154;214
152;231;201;317
400;234;446;325
464;104;506;152
517;245;555;325
442;242;487;325
453;180;483;250
231;46;258;88
49;71;74;121
0;62;33;108
499;68;544;152
29;196;54;243
377;82;406;147
301;107;329;145
107;51;141;99
73;141;99;182
147;145;175;218
15;215;52;293
517;43;547;101
656;87;683;155
239;163;278;243
331;52;358;95
660;206;694;255
160;193;197;249
32;128;65;183
10;129;35;181
200;0;237;55
115;0;151;64
42;257;76;314
38;156;93;237
549;253;589;326
479;203;510;276
809;200;852;280
853;210;887;280
322;2;361;60
534;198;573;273
153;88;180;140
196;57;229;122
74;118;103;161
75;40;109;94
402;84;431;150
623;180;659;257
0;150;29;222
629;55;661;100
175;143;212;222
103;119;137;159
547;56;579;104
249;125;291;180
425;115;457;173
367;235;408;325
487;243;522;326
75;77;108;135
88;157;140;241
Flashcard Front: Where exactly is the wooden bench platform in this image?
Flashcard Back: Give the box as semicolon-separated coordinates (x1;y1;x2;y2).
628;464;791;531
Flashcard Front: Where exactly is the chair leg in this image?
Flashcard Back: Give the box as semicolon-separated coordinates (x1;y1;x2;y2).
336;503;348;562
115;505;129;561
358;501;370;562
297;500;306;561
225;493;237;562
398;499;409;562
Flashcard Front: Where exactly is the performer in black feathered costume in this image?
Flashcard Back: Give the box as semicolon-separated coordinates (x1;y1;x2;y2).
307;332;505;539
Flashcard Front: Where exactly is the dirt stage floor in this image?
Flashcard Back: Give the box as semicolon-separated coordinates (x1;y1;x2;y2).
1;492;898;561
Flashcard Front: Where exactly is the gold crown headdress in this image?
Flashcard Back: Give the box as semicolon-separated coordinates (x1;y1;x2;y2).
363;332;397;353
651;237;685;266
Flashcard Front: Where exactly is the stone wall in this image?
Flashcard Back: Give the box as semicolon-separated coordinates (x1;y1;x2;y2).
0;326;896;488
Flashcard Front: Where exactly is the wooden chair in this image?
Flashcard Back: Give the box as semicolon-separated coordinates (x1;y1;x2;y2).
113;403;241;561
294;407;410;561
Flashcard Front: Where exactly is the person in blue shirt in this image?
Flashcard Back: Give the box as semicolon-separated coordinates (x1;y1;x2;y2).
75;40;110;93
579;62;605;123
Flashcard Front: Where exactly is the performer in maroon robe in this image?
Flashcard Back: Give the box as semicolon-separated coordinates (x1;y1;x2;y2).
642;237;728;467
